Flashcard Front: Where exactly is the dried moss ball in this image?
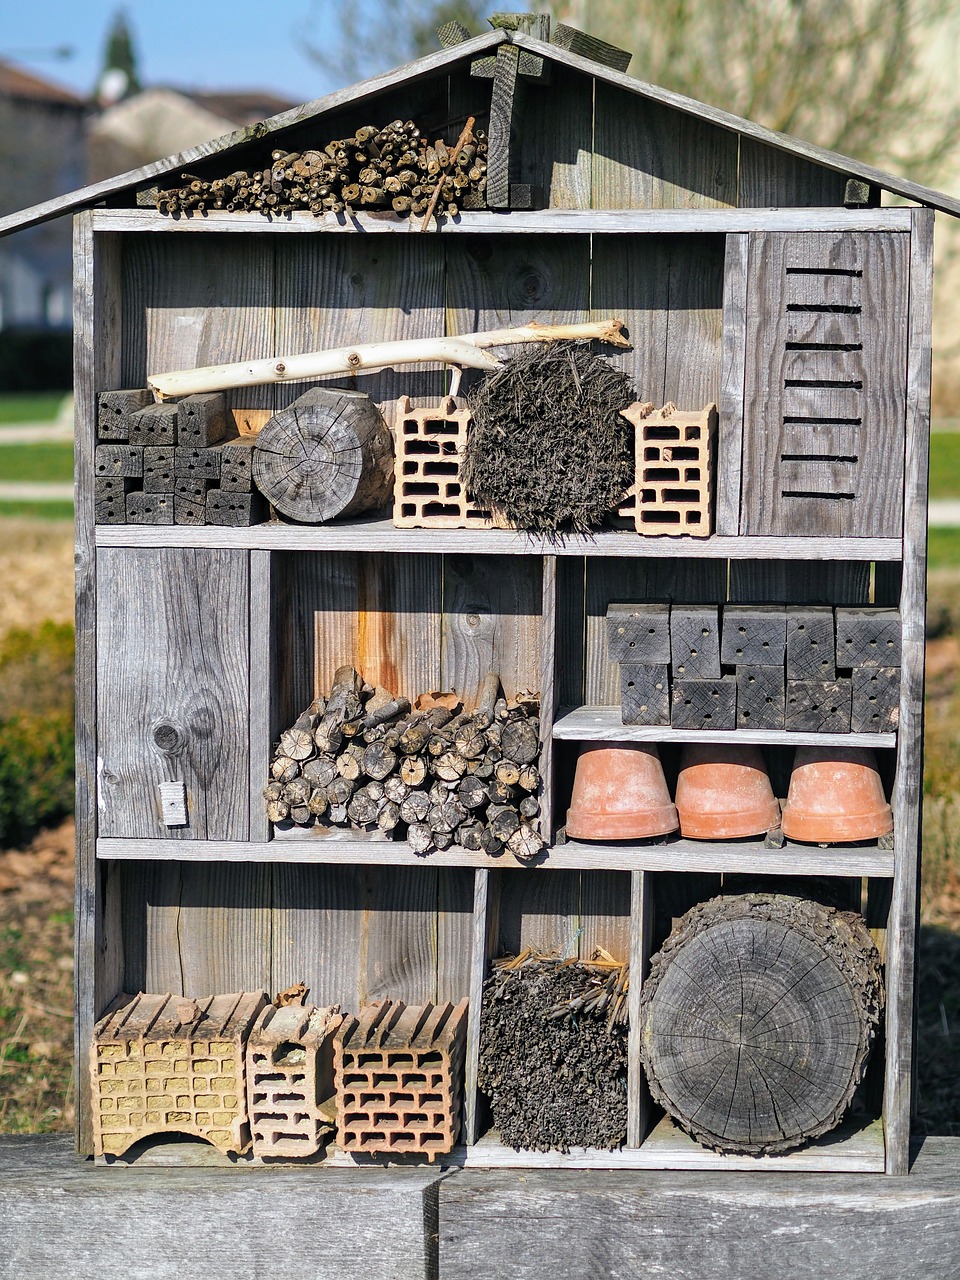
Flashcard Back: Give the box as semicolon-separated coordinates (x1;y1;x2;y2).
478;958;628;1152
462;342;636;533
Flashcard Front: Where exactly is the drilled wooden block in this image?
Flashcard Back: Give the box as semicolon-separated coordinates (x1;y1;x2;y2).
851;667;900;733
671;677;737;730
128;402;179;447
126;490;174;524
721;606;787;667
206;489;265;526
94;477;133;524
90;991;267;1158
175;445;222;481
670;605;721;678
246;1003;343;1159
97;388;151;441
392;395;504;529
334;1000;468;1162
786;606;837;680
620;663;670;726
835;608;902;668
143;446;176;492
219;438;256;491
785;680;853;732
618;403;716;537
177;392;227;447
174;475;210;526
606;603;671;664
95;444;143;479
736;666;786;730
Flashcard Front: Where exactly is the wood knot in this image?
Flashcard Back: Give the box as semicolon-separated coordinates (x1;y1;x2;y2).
152;719;187;756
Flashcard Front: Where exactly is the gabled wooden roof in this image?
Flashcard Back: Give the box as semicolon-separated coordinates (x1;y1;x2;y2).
2;24;959;240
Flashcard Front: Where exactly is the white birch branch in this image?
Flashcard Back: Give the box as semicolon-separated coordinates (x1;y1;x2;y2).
147;318;629;399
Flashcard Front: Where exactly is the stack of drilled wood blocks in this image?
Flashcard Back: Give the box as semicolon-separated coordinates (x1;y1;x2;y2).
334;1000;469;1161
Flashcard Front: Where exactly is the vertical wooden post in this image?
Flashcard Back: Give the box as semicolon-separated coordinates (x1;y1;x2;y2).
464;868;500;1146
539;555;558;843
249;551;273;843
626;869;653;1147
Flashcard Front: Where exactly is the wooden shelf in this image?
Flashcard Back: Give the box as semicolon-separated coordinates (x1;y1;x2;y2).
94;517;904;561
554;705;898;749
95;835;894;877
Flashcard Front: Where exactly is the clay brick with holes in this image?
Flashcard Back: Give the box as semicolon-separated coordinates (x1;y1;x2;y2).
620;663;670;725
670;605;721;679
835;608;902;668
785;679;853;732
786;606;837;680
617;402;716;537
721;606;787;667
606;602;671;664
671;676;737;730
851;667;900;733
392;396;507;529
334;999;468;1161
246;1002;343;1159
90;991;268;1158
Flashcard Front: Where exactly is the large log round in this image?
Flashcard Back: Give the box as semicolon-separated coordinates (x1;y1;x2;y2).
639;893;883;1155
253;387;394;522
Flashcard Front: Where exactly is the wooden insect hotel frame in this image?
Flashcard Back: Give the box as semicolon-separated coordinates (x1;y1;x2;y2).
4;14;958;1180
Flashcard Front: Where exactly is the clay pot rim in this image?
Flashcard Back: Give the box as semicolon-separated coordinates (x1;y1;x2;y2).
566;803;679;841
679;801;781;841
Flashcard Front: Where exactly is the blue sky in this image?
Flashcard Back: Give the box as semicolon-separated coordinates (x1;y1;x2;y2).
2;1;343;104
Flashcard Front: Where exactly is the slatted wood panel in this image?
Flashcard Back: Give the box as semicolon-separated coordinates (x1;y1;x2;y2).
518;66;592;208
737;140;850;208
121;235;277;430
740;231;910;538
593;88;737;210
96;548;250;841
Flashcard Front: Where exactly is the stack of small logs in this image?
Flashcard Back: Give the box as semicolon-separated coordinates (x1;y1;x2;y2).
149;119;488;219
264;668;544;860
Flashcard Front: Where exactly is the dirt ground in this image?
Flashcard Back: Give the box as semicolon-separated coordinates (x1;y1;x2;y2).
0;518;73;641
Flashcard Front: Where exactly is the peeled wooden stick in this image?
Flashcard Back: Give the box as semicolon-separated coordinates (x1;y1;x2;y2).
147;319;630;399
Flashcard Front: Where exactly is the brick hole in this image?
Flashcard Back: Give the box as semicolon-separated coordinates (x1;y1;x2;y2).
421;502;461;517
684;426;703;440
360;1093;386;1107
401;1074;427;1086
645;426;681;441
643;467;680;482
422;461;458;476
420;1094;443;1105
389;1091;415;1106
404;439;439;453
639;510;681;523
418;1053;443;1066
685;511;702;523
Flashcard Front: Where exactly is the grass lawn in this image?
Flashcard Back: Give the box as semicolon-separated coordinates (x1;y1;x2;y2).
930;432;960;500
0;502;72;521
0;393;69;426
928;528;960;568
0;443;74;484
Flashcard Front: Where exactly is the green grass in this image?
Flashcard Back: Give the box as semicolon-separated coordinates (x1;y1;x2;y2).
0;393;68;425
0;443;73;483
930;432;960;499
928;528;960;568
0;502;72;521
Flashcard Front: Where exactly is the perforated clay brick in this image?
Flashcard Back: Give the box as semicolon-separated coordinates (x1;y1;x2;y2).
618;403;716;537
392;396;505;529
246;1002;342;1159
90;990;267;1158
334;998;468;1162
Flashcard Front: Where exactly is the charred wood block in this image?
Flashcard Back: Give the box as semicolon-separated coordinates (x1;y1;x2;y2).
851;667;900;733
619;663;670;726
95;444;143;479
736;666;785;730
219;438;256;491
670;605;721;679
785;679;852;732
606;602;671;664
97;388;151;441
175;445;222;481
142;446;176;492
94;476;133;524
786;606;837;680
721;605;787;667
835;607;902;668
128;402;179;446
206;489;265;526
671;676;737;730
126;490;174;525
177;392;227;447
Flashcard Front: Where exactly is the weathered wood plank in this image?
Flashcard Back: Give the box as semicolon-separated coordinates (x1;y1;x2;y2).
519;65;592;208
248;550;273;843
96;548;250;840
496;868;582;958
627;870;653;1146
729;560;870;604
737;138;851;208
591;236;669;403
554;704;894;748
717;232;748;535
464;869;495;1145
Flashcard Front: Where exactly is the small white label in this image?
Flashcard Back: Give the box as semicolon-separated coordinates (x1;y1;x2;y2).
159;780;188;826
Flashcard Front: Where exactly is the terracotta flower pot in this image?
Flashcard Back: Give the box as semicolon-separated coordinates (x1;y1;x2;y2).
565;742;678;840
781;747;893;843
675;744;780;840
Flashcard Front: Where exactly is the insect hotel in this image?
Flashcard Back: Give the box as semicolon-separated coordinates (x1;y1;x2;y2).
3;13;958;1187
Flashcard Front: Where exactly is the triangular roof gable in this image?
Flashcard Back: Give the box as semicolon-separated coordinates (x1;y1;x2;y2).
3;24;960;240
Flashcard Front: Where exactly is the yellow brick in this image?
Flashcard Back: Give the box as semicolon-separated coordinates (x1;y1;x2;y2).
144;1111;161;1125
210;1043;232;1056
118;1097;140;1112
115;1062;139;1078
167;1110;192;1124
154;1095;175;1110
193;1059;217;1075
145;1078;163;1094
195;1112;212;1126
97;1062;115;1077
172;1060;189;1074
100;1114;123;1129
213;1076;237;1093
195;1094;218;1108
124;1078;143;1093
213;1111;235;1127
98;1043;123;1060
222;1094;238;1109
98;1079;122;1095
102;1135;126;1154
167;1078;190;1094
146;1061;169;1077
98;1097;116;1111
207;1129;230;1145
175;1096;191;1109
143;1042;163;1059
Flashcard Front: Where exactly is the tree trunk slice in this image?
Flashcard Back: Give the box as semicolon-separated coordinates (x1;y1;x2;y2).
639;893;883;1155
253;387;394;523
